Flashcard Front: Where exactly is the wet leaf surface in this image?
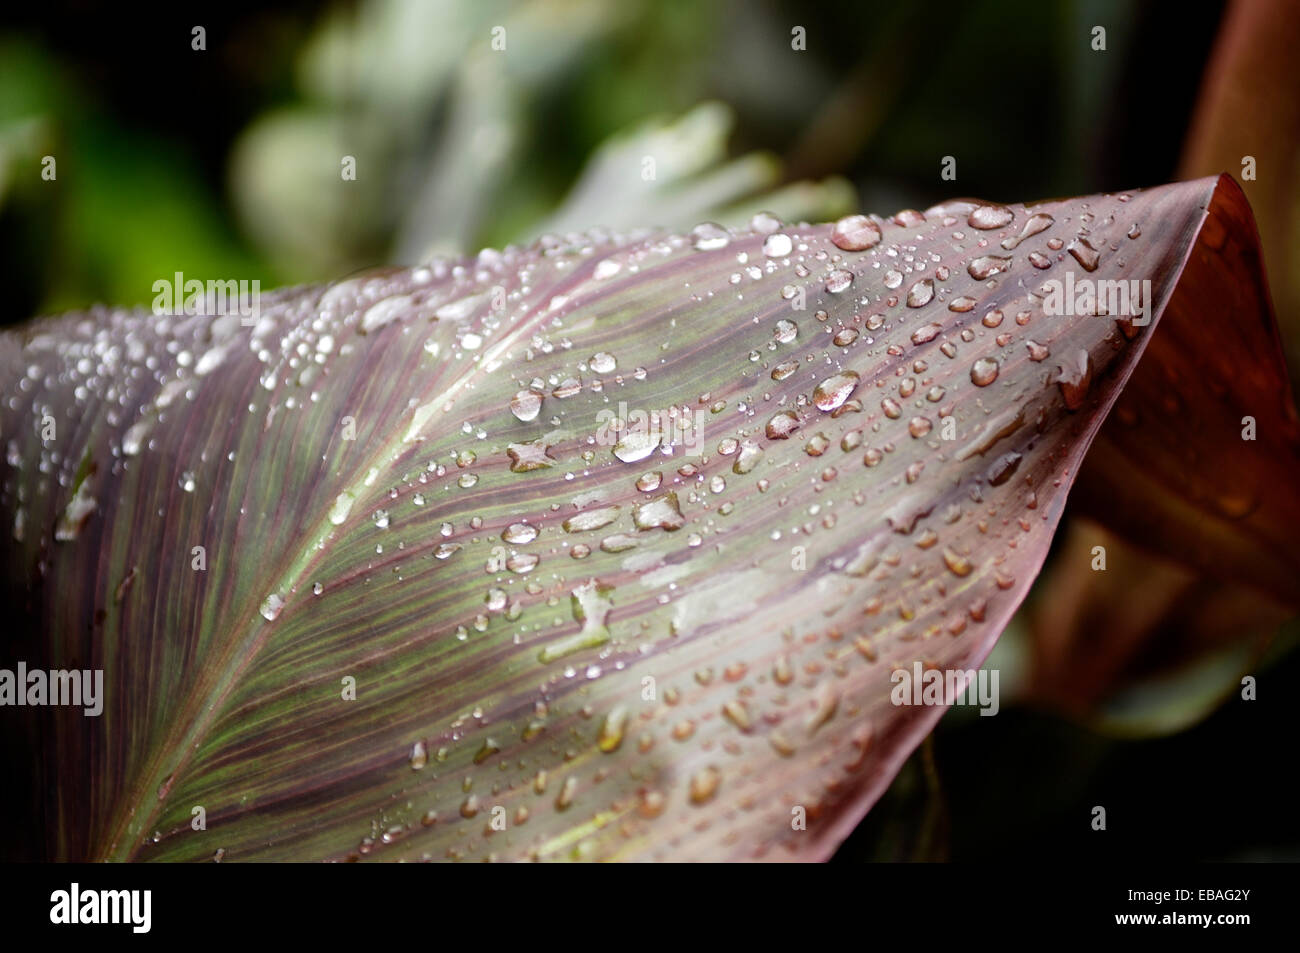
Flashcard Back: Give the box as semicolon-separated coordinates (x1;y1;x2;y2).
1;174;1293;861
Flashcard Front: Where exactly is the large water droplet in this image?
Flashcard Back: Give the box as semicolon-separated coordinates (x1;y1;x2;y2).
970;358;999;386
633;492;685;531
1001;213;1054;250
968;205;1014;230
762;233;793;257
690;222;730;251
813;371;860;412
613;430;660;463
510;390;542;422
967;255;1013;280
831;214;882;251
906;279;934;308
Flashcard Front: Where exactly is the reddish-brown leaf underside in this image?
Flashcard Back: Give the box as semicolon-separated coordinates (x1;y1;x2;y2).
0;174;1293;862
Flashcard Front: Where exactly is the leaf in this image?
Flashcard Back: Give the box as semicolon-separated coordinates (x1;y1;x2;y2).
1;174;1294;862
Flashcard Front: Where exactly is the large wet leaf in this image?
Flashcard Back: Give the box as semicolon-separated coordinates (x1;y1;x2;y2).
1;174;1294;862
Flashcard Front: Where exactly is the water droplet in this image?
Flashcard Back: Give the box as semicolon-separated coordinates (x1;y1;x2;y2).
766;410;800;439
824;269;853;294
831;214;882;251
689;766;720;805
508;439;554;471
970;358;999;386
122;420;149;457
598;707;627;752
1000;213;1054;250
942;548;973;576
563;506;620;533
772;359;799;380
906;279;934;308
1067;237;1100;272
774;319;798;343
967;255;1013;280
54;479;97;542
590;352;617;374
410;741;428;770
762;233;793;257
633;492;685;531
968;204;1014;229
732;441;763;473
613;430;661;463
1055;349;1093;409
503;522;537;544
813;371;860;411
986;451;1022;486
510;390;542;421
691;222;730;251
259;592;285;621
329;491;355;525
